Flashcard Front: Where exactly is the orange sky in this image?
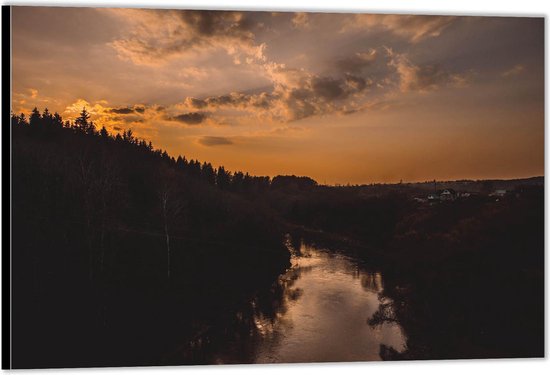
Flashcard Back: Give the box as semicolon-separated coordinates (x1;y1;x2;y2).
11;7;544;184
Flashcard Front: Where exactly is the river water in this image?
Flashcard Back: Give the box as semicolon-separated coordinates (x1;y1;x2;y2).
169;241;406;364
252;242;406;363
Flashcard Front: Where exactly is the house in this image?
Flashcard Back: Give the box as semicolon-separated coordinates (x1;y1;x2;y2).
438;188;457;201
490;189;507;197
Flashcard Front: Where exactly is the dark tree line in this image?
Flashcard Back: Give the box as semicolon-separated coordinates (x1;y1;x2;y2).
11;107;276;194
11;107;291;369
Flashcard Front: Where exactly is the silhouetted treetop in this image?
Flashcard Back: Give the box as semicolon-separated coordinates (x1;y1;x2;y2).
271;175;318;190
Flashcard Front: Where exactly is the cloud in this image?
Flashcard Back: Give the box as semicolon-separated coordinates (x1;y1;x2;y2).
107;107;135;114
105;105;147;115
198;136;233;146
184;91;277;112
60;99;164;139
178;55;384;122
11;89;59;115
111;11;459;122
103;11;468;125
343;14;457;43
387;49;469;92
180;69;374;122
502;64;525;77
108;9;266;66
345;74;371;91
334;49;378;73
64;98;96;115
312;76;349;99
170;112;208;125
292;13;310;29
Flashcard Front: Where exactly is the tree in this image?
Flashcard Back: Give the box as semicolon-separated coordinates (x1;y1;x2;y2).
232;171;244;192
11;113;20;127
216;166;231;189
29;107;41;127
75;107;96;135
201;162;216;185
53;113;63;128
18;113;29;126
122;129;134;143
176;156;188;171
158;168;186;279
99;126;109;139
42;108;53;128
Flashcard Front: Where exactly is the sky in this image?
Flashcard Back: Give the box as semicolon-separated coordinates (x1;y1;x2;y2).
10;6;544;184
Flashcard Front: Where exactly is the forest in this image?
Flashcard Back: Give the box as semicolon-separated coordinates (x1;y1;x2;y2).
9;108;544;367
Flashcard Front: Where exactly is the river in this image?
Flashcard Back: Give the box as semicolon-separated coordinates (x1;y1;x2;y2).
167;240;406;364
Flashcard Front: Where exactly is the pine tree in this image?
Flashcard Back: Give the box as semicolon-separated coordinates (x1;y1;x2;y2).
75;108;96;135
99;126;109;139
29;107;41;127
42;108;53;128
53;112;63;128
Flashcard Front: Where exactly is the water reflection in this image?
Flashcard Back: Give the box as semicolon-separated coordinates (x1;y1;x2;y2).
166;240;406;364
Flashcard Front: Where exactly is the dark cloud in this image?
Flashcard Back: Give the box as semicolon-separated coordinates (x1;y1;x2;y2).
109;114;145;123
170;112;207;125
113;126;122;131
107;107;135;114
335;50;378;74
186;92;278;111
186;97;207;109
279;72;373;120
311;77;346;100
206;94;240;106
134;106;145;114
181;64;376;121
177;10;255;40
111;9;262;65
198;136;233;146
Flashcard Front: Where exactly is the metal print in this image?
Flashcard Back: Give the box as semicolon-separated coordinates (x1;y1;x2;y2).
4;4;544;369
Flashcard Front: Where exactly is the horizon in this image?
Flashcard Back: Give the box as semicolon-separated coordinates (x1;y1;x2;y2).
11;7;544;184
12;106;545;186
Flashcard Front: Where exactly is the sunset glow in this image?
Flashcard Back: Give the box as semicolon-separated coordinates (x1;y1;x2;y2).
11;7;544;184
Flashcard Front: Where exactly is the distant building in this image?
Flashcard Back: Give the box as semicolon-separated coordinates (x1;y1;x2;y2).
427;193;439;201
438;189;457;201
490;189;507;197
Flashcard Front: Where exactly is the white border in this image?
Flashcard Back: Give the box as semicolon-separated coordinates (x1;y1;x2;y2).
0;1;548;374
0;0;548;16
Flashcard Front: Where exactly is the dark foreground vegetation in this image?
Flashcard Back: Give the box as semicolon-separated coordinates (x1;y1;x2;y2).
267;174;544;360
9;108;544;367
366;190;544;359
10;109;290;368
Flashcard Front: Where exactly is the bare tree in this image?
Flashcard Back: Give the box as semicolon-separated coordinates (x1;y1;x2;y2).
158;168;186;279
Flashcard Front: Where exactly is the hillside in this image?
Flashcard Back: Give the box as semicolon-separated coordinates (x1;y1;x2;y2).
11;109;291;367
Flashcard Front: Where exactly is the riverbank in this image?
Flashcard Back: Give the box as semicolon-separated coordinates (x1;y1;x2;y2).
296;188;544;360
